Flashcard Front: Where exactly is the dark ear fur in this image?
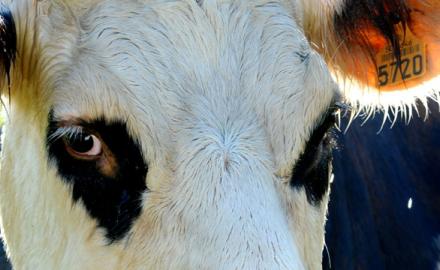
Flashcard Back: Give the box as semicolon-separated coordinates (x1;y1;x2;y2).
334;0;410;67
326;0;440;95
0;4;16;87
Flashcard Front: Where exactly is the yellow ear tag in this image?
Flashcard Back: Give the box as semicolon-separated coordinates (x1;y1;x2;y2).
376;26;427;89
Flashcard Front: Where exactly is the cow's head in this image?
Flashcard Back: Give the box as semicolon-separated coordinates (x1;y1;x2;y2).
0;0;438;269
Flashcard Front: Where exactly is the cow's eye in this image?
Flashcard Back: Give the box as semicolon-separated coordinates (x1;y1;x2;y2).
64;132;102;159
290;109;337;204
47;116;148;241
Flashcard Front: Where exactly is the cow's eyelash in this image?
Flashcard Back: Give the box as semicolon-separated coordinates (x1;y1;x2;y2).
47;125;86;143
309;106;338;143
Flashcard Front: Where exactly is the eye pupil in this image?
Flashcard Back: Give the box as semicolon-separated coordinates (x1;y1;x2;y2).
59;127;103;159
67;134;95;153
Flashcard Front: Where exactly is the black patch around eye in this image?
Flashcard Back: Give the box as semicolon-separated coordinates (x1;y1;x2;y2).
46;113;148;242
0;4;16;85
290;111;336;205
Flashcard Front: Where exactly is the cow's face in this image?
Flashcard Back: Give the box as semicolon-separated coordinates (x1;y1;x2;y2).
0;0;438;269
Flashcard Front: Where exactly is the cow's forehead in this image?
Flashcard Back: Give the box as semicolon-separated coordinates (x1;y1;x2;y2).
49;0;337;171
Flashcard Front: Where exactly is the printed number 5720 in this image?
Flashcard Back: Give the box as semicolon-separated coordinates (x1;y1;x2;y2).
378;55;424;86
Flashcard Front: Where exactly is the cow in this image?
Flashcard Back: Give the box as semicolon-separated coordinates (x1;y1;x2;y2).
325;103;440;270
0;0;438;269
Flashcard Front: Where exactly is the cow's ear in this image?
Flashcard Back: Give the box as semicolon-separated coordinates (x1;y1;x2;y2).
304;0;440;110
0;4;16;91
